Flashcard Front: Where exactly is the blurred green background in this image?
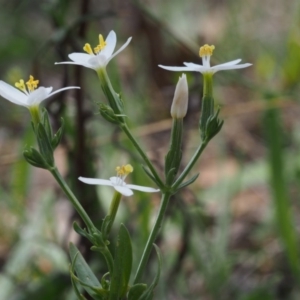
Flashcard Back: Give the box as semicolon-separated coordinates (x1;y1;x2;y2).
1;0;300;299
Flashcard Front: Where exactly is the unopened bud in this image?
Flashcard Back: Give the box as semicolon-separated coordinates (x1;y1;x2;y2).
170;74;188;119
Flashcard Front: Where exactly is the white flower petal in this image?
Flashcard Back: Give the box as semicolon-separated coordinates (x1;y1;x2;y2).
55;61;94;69
78;176;113;186
126;184;160;193
88;55;107;69
69;52;93;64
101;31;117;58
183;62;208;72
213;59;242;68
56;53;95;69
183;62;203;68
27;87;52;106
0;81;27;105
158;65;193;72
114;185;133;196
47;86;80;98
107;37;132;64
211;63;252;73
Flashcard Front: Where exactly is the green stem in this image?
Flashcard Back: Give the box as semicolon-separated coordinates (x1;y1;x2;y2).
264;98;300;280
97;68;124;117
133;192;171;284
50;166;95;232
97;68;163;188
203;73;213;97
100;247;114;276
165;118;183;185
172;140;208;190
51;168;114;277
120;122;164;188
103;191;122;238
200;73;214;137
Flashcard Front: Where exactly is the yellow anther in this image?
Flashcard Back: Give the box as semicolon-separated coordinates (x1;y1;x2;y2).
94;34;107;53
83;43;93;54
199;44;215;57
99;34;107;50
116;164;134;176
15;79;26;92
26;75;39;92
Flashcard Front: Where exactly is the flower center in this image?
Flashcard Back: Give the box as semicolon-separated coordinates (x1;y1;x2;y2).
83;34;107;55
199;44;215;57
115;164;133;184
15;75;39;94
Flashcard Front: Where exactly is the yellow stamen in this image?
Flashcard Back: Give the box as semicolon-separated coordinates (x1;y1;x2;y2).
116;164;134;176
15;79;27;92
26;75;39;92
99;34;107;50
199;44;215;57
94;34;107;53
83;43;93;54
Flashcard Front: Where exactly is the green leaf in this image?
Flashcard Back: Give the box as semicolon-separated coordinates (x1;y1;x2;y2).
137;244;162;300
176;173;199;190
23;147;48;169
51;118;64;149
141;165;160;187
69;243;103;299
73;222;90;240
165;167;176;185
109;224;133;300
128;284;147;300
203;108;224;142
36;124;54;166
41;108;53;140
70;261;88;300
98;103;121;124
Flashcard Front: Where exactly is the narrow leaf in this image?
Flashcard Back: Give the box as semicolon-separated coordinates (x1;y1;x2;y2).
141;165;160;187
41;108;53;140
23;147;48;169
109;224;133;300
36;124;54;166
176;173;199;190
51;118;65;149
69;243;102;298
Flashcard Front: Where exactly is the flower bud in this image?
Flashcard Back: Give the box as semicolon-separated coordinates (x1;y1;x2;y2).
170;74;188;119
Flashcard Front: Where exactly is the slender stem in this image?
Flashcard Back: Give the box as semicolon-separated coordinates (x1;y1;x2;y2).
104;191;122;237
172;140;208;190
100;246;114;276
203;73;213;97
97;68;163;187
51;167;115;276
120;123;164;188
165;118;183;185
133;192;171;284
50;166;95;232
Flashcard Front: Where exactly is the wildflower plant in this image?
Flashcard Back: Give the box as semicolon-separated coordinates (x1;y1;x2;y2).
0;31;251;299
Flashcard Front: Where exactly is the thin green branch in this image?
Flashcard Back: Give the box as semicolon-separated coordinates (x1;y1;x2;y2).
133;192;171;284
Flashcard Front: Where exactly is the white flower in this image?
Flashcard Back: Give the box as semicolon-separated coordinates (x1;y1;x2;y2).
159;44;252;75
55;31;132;70
171;74;188;119
79;164;160;197
0;75;79;108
